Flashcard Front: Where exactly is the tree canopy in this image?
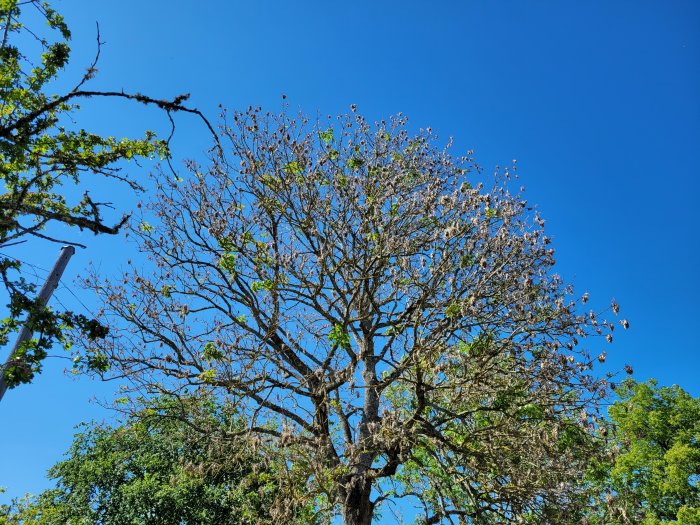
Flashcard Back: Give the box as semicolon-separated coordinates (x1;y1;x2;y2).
77;106;627;524
0;395;319;525
586;380;700;525
0;0;213;391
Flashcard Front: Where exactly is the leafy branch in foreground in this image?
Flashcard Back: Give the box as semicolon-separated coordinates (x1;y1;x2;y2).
0;0;216;391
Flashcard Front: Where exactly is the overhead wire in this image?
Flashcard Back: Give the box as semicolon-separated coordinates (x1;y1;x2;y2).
0;251;50;274
58;283;94;316
0;250;95;317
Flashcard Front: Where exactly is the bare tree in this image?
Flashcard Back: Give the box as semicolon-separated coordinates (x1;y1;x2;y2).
80;106;625;525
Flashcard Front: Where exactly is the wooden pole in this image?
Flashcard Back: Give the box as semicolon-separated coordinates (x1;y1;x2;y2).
0;245;75;402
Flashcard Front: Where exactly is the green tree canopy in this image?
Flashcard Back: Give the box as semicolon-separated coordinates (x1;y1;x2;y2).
588;380;700;525
0;395;320;524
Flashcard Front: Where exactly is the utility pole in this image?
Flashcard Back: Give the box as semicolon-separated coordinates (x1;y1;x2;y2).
0;245;76;402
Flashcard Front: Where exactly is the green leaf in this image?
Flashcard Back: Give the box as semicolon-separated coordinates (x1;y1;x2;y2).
445;301;461;318
202;342;224;362
283;161;302;175
198;369;217;383
251;279;274;293
218;252;237;274
347;157;364;170
318;128;334;144
328;323;351;350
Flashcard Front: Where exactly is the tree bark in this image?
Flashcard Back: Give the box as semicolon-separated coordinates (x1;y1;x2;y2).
342;477;374;525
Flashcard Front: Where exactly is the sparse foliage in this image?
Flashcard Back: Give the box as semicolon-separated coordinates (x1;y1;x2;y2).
80;106;620;524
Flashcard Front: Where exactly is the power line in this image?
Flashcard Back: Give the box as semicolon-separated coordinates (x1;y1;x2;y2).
59;283;94;316
52;292;71;314
0;251;51;275
0;250;95;316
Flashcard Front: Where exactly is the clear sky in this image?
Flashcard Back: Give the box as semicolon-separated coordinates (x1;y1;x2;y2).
1;0;699;515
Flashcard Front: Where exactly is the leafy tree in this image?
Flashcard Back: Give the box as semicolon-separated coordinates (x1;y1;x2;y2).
0;395;320;524
79;106;625;524
0;0;215;391
587;380;700;525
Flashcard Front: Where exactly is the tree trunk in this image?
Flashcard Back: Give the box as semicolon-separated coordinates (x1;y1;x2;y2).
342;477;374;525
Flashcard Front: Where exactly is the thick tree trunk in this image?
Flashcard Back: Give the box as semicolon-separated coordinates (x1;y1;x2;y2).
342;477;374;525
342;317;377;525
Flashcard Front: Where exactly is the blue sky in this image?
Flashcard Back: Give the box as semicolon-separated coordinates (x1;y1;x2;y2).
1;0;699;514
